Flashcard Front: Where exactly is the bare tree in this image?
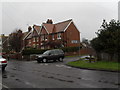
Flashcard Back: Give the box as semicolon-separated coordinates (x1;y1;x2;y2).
9;29;23;52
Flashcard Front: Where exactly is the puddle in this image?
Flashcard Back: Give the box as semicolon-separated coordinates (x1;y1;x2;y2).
2;75;7;78
15;78;22;82
114;82;120;86
77;77;82;79
12;68;17;71
10;75;15;77
42;74;74;83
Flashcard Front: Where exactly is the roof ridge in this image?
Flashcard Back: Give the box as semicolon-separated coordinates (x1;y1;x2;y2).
55;19;72;25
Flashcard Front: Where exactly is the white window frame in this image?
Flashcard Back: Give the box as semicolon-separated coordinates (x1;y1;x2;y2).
29;40;31;44
45;35;48;41
57;33;61;39
41;35;44;41
33;44;36;48
41;43;43;45
71;40;79;43
33;37;36;42
36;37;39;42
52;34;54;40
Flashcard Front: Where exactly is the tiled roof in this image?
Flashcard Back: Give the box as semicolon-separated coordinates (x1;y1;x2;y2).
22;32;29;39
43;19;72;34
26;32;32;39
55;19;72;32
24;19;73;39
33;25;41;33
43;23;54;33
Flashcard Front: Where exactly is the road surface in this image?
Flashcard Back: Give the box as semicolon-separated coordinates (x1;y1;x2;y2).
1;57;119;89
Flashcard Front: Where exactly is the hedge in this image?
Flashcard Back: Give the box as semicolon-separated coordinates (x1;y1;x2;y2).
22;46;80;55
61;46;80;53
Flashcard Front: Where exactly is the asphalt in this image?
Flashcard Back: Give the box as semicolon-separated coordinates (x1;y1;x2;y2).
1;56;120;89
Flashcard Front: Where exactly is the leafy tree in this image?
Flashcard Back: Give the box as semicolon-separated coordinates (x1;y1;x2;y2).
91;19;120;61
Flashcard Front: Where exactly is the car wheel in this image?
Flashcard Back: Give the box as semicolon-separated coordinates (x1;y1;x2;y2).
59;57;63;62
43;58;47;63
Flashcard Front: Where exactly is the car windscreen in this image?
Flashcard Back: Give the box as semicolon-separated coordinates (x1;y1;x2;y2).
43;51;50;55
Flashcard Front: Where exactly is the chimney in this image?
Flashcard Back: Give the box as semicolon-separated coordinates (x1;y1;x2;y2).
46;19;53;24
28;26;32;32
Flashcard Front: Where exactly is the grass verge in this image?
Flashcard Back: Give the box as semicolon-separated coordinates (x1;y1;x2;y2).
67;60;120;72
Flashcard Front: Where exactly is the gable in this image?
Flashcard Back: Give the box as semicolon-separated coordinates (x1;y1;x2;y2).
33;25;41;34
32;29;39;37
40;26;48;35
65;21;80;33
43;23;54;33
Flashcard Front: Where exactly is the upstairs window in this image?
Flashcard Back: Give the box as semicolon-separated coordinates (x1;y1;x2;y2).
52;34;54;40
57;33;61;39
45;35;48;41
41;35;44;41
29;40;31;44
33;37;36;42
36;37;39;42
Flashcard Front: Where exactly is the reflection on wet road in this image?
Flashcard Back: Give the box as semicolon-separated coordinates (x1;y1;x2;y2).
2;57;120;88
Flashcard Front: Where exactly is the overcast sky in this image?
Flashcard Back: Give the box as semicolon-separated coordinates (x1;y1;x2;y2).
1;0;119;40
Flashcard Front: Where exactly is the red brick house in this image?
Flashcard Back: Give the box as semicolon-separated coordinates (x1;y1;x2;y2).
23;25;41;49
23;19;80;49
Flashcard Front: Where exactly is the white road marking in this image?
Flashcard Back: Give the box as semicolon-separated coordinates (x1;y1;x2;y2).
25;81;37;88
40;64;48;65
56;65;62;67
0;83;9;88
65;66;72;68
44;64;48;65
25;81;31;85
56;65;71;68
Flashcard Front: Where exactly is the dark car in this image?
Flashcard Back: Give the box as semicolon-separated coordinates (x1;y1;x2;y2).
35;49;64;63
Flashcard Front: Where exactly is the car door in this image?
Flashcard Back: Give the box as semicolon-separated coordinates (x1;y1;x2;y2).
54;50;60;60
48;50;55;60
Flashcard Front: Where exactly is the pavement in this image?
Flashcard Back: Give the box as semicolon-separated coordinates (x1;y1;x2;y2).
1;56;120;89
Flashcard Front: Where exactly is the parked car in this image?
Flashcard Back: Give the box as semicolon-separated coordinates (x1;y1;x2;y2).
35;49;65;63
0;56;7;71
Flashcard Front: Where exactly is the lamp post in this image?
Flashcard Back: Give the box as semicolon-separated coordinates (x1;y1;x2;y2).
7;44;11;60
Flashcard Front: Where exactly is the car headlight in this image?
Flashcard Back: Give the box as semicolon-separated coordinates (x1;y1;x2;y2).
38;56;42;58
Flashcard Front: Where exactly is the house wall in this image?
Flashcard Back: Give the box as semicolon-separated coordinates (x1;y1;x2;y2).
64;22;80;47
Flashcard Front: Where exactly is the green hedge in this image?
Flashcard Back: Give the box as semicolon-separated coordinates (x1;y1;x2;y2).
22;48;48;55
22;46;80;55
61;46;80;53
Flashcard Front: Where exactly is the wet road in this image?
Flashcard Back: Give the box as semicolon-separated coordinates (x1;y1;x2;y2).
1;57;119;89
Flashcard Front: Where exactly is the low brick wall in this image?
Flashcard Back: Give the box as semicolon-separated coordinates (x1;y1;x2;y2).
80;48;96;56
3;53;22;60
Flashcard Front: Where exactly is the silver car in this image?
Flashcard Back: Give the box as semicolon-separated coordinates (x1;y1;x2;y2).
0;56;7;71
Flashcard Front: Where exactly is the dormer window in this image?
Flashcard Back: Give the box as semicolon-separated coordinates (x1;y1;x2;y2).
57;33;61;39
